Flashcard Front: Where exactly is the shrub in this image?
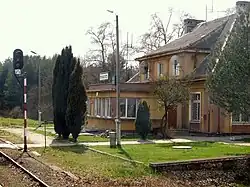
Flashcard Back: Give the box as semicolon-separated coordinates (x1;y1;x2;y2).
135;101;151;140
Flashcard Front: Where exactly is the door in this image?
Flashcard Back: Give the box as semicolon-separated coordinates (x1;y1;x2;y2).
168;109;177;129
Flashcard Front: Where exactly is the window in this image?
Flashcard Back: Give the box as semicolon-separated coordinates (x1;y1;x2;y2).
127;98;137;118
93;98;139;119
232;112;250;123
87;99;90;114
100;98;105;116
145;71;149;80
120;98;126;117
173;59;180;76
120;98;139;118
157;63;163;77
94;98;97;115
104;98;111;117
94;98;101;116
94;98;111;117
144;66;149;80
141;61;149;80
190;93;201;122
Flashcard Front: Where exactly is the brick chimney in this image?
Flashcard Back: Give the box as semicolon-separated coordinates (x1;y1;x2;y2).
184;18;205;34
236;1;250;13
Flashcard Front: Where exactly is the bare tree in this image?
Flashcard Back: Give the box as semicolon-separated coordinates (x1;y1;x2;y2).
85;21;139;84
173;11;193;38
86;22;113;68
137;9;193;53
138;9;173;53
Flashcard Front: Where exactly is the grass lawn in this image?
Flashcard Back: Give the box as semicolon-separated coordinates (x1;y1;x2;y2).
94;142;250;164
31;142;250;179
0;117;53;128
33;145;152;178
0;129;33;144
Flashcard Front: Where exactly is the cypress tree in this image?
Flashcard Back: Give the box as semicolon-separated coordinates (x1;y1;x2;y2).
135;101;151;140
52;46;74;139
66;59;87;142
52;56;61;137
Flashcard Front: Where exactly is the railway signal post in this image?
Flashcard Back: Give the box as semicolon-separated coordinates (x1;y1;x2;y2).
13;49;28;153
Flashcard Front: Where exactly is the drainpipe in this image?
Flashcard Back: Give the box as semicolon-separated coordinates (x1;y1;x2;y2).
208;110;210;133
217;107;220;134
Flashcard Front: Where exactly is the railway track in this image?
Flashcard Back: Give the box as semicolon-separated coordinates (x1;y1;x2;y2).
0;148;50;187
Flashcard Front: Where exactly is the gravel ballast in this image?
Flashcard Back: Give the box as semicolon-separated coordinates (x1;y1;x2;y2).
0;157;41;187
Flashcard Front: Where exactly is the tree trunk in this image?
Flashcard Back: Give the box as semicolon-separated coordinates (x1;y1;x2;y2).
163;111;168;139
160;107;171;139
101;44;105;69
160;113;168;139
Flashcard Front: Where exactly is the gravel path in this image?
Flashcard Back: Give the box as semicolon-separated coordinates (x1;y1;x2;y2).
0;157;40;187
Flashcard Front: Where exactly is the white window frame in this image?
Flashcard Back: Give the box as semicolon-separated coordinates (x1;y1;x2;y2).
189;92;201;123
94;98;112;118
232;113;250;124
157;63;163;77
94;98;98;116
105;98;111;118
87;98;90;116
100;98;104;117
144;68;149;80
120;98;140;119
94;98;140;119
97;98;101;117
173;59;180;76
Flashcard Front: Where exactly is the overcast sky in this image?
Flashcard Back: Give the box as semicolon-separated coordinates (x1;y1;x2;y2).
0;0;240;62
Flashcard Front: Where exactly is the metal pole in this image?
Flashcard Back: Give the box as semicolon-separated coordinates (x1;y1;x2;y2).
23;74;28;152
115;14;121;146
38;60;41;125
44;121;46;149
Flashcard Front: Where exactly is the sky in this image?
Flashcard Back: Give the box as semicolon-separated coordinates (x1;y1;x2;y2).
0;0;240;62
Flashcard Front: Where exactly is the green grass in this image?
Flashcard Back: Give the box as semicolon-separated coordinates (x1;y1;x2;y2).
31;142;250;179
0;117;53;128
33;145;152;178
94;142;250;164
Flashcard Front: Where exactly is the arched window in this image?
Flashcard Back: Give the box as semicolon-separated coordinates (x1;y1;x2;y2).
140;61;149;80
170;55;180;76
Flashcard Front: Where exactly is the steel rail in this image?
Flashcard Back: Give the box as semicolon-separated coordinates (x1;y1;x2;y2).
0;150;50;187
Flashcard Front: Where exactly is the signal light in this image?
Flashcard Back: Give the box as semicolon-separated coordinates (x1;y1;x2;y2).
13;49;24;70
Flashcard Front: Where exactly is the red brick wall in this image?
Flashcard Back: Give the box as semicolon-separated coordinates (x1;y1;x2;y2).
190;123;200;132
232;124;250;133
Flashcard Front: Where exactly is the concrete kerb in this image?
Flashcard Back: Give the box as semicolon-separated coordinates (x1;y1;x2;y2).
87;146;147;166
0;138;22;150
